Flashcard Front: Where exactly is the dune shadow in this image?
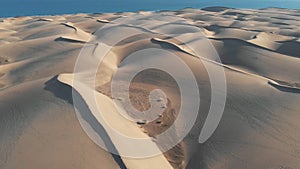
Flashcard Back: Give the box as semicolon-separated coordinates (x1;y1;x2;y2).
276;40;300;58
55;37;86;44
44;76;127;169
201;6;231;12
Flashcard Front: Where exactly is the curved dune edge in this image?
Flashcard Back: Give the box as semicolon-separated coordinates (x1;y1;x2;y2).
97;19;110;23
268;80;300;91
57;73;174;169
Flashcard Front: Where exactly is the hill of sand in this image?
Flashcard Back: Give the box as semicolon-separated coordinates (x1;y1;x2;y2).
0;7;300;169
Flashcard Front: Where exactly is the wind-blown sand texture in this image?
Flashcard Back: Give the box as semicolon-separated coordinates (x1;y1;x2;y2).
0;7;300;169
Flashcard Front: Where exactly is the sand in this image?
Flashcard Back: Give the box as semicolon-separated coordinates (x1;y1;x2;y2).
0;7;300;169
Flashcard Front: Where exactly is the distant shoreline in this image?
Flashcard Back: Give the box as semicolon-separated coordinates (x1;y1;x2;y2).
1;0;300;18
1;6;300;18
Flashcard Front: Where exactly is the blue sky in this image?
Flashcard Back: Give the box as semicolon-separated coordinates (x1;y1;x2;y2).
1;0;299;17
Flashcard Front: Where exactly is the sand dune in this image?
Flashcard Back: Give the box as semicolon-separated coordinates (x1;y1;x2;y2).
0;7;300;169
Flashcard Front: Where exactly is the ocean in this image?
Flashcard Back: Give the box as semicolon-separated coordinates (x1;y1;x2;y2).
1;0;300;17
